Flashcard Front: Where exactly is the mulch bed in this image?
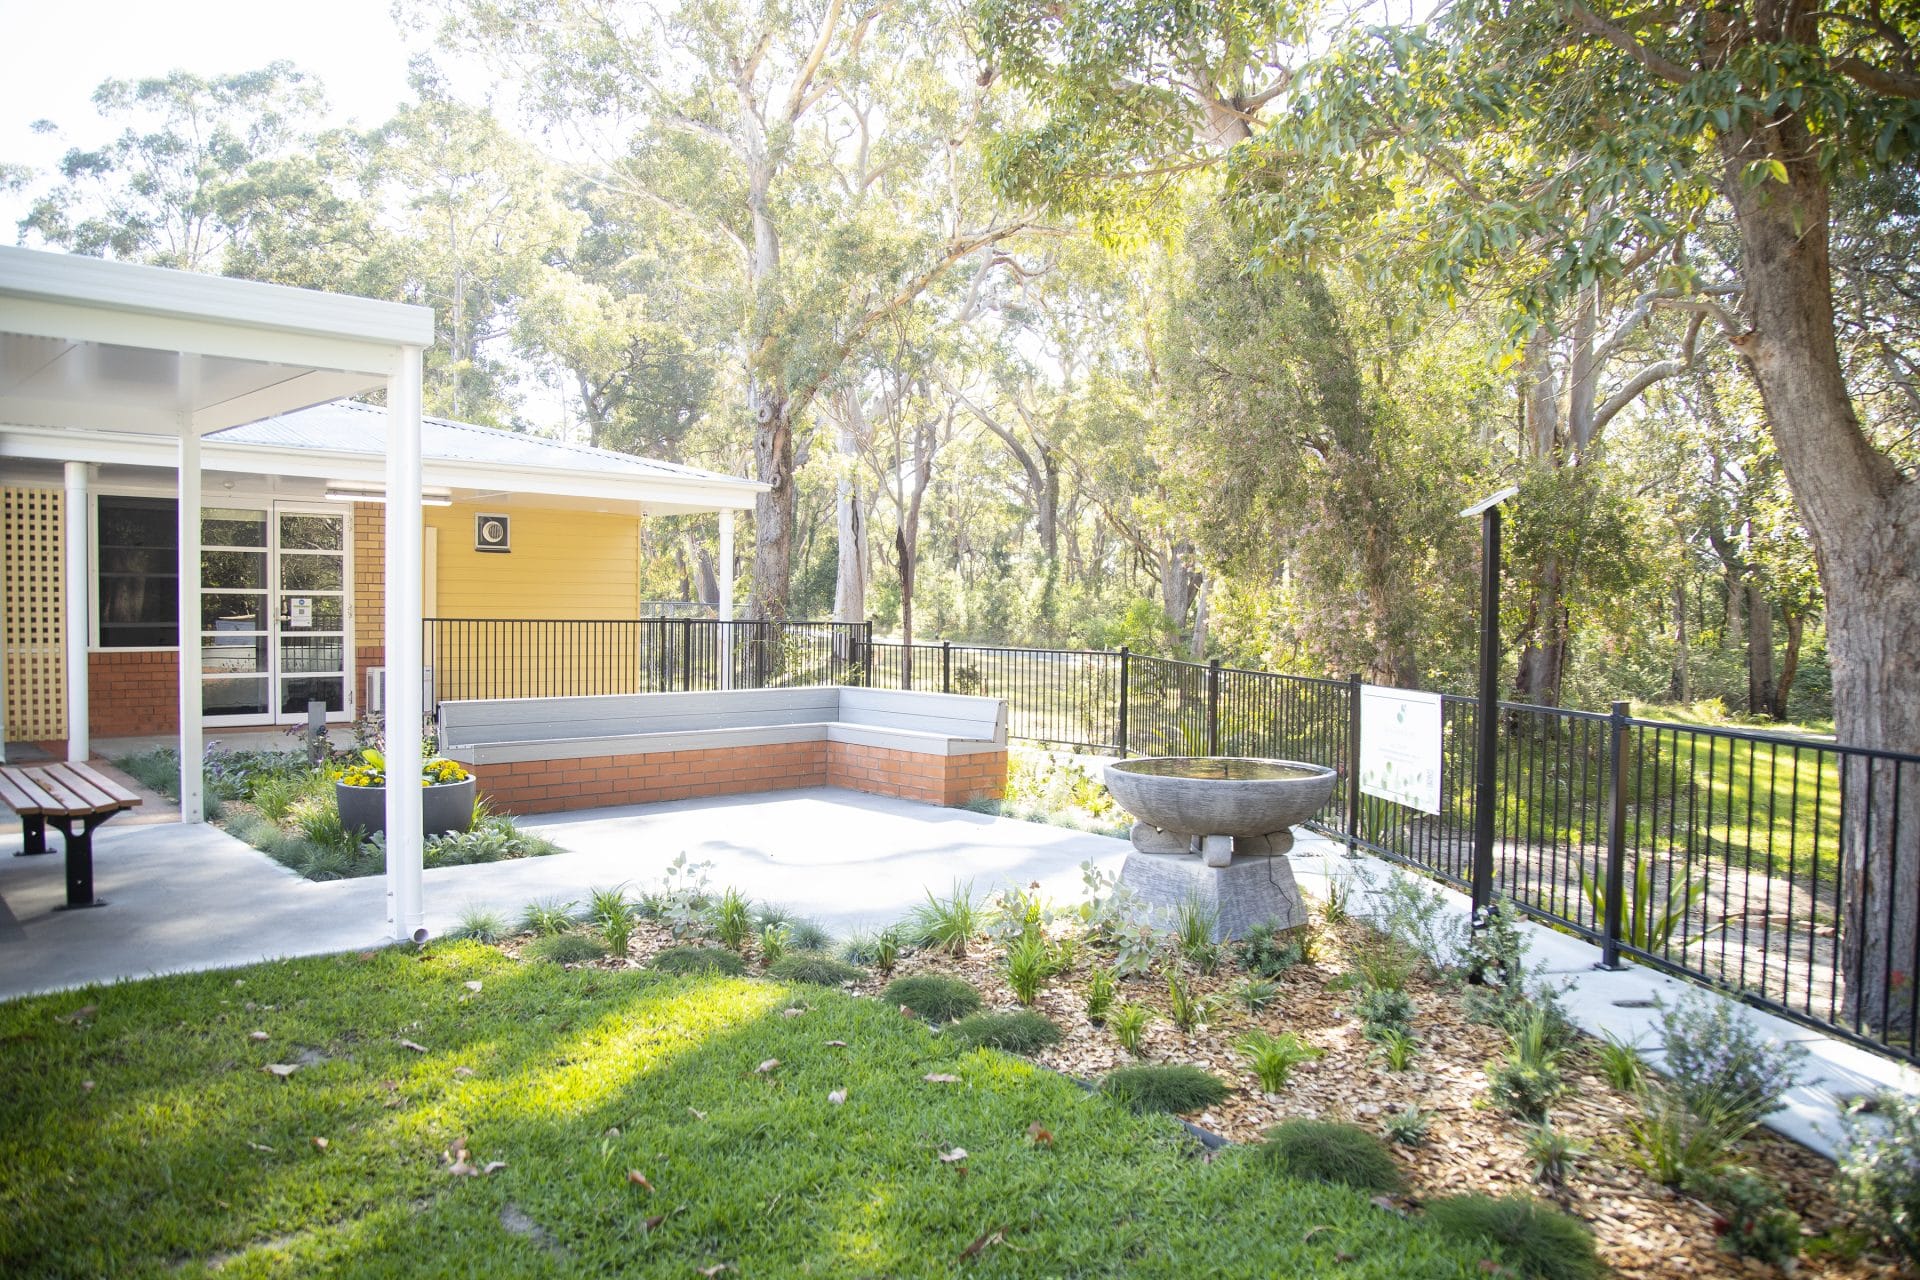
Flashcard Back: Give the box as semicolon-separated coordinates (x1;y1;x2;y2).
510;913;1906;1278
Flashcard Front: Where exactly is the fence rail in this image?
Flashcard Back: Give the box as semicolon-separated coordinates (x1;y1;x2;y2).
424;618;1920;1065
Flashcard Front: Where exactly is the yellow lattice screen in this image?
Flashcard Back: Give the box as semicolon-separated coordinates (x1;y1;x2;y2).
3;486;66;741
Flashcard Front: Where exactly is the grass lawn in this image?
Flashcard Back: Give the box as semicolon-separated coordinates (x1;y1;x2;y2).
0;945;1500;1279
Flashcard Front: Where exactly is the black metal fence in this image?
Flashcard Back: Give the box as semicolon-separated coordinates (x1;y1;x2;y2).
423;618;1918;1064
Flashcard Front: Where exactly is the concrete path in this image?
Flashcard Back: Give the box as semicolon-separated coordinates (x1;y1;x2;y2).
3;782;1914;1159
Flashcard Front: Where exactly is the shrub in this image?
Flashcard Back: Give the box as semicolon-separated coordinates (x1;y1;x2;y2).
1839;1091;1920;1266
1354;987;1415;1040
1371;1028;1418;1072
758;923;790;967
1350;934;1419;992
905;880;980;956
1101;1064;1229;1115
1234;978;1279;1015
769;954;865;986
1382;1105;1432;1147
836;928;879;965
1109;1003;1152;1056
1084;966;1117;1023
1255;1119;1405;1192
1423;1195;1602;1280
1488;1058;1565;1123
1684;1167;1802;1269
651;946;747;977
872;928;901;976
1463;895;1528;988
881;975;980;1024
1623;1079;1753;1186
788;919;832;952
1523;1122;1585;1187
524;932;609;965
713;888;753;951
1165;970;1215;1032
945;1011;1063;1054
1595;1030;1646;1092
1657;989;1807;1129
1174;894;1220;970
1321;876;1351;924
588;884;634;952
1233;921;1304;978
1363;866;1471;973
1236;1029;1322;1092
448;904;509;944
1005;933;1051;1005
518;897;579;937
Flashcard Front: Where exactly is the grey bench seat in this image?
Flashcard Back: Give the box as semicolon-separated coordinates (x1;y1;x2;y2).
438;686;1007;767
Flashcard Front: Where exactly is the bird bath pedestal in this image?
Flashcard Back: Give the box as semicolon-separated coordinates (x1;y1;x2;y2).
1102;757;1337;940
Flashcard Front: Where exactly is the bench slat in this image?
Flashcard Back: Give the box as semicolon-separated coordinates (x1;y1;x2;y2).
0;768;53;815
40;765;120;814
53;762;141;808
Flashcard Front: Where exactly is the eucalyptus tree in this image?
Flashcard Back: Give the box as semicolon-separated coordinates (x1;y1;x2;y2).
429;0;1042;617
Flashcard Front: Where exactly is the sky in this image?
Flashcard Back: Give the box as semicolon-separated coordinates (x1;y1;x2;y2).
0;0;431;230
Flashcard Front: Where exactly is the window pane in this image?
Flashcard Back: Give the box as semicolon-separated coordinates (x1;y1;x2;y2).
280;677;344;715
203;677;269;717
202;548;266;589
278;514;342;551
202;593;266;632
279;554;342;591
279;596;344;632
203;508;267;548
97;496;179;648
279;637;344;674
202;634;268;675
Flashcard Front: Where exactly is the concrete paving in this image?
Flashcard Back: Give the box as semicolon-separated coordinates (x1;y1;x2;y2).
2;781;1914;1160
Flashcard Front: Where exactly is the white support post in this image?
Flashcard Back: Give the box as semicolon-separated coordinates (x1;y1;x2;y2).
384;345;427;943
176;432;204;823
717;508;735;691
64;462;89;762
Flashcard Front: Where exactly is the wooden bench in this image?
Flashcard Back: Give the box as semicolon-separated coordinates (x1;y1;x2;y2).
438;687;1009;814
0;761;142;909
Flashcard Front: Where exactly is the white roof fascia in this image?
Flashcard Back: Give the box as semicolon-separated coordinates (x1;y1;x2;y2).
0;424;767;512
0;245;435;350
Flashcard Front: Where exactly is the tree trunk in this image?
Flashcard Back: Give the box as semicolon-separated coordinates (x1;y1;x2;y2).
1669;581;1691;703
1512;553;1568;706
1746;582;1775;718
1722;122;1920;1036
833;419;868;623
750;397;795;620
896;525;916;689
1774;609;1804;723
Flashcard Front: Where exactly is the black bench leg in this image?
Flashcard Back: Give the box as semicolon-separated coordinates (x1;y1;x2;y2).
16;814;50;857
52;814;110;910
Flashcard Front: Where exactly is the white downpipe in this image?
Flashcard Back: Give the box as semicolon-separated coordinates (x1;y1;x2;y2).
64;461;89;763
717;508;735;691
384;346;427;944
176;432;204;823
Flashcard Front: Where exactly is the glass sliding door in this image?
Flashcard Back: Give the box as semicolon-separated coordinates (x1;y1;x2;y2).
198;504;350;723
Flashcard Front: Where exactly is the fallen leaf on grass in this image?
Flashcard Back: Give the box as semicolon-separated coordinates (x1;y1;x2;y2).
399;1039;430;1054
464;981;483;992
828;1089;847;1106
80;1080;95;1093
453;1065;475;1078
939;1148;969;1164
781;1007;806;1018
697;1265;731;1276
263;1063;300;1079
312;1137;329;1150
900;1005;916;1018
247;1030;270;1042
246;1141;275;1153
754;1058;780;1075
923;1073;962;1084
958;1227;1006;1261
57;1005;97;1025
627;1170;655;1192
1302;1226;1334;1244
1026;1123;1053;1146
825;1040;848;1048
687;1107;707;1121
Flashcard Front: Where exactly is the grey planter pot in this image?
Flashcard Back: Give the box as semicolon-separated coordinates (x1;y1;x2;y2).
336;777;477;840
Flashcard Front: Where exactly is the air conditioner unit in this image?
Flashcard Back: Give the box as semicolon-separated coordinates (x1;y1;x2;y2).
364;666;435;715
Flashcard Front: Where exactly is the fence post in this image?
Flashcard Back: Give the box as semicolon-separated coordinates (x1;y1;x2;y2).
863;621;874;688
1599;699;1631;971
1346;673;1362;856
942;640;952;693
1117;646;1131;757
680;619;693;691
1207;659;1222;756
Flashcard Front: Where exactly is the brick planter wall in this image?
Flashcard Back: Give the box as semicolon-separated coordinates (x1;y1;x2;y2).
469;740;1006;816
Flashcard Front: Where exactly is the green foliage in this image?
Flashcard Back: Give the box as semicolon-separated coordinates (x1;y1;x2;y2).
1488;1016;1566;1123
655;854;714;941
1523;1123;1584;1188
1382;1105;1432;1147
1596;1031;1646;1093
650;946;747;977
945;1011;1064;1055
758;924;791;968
1321;877;1351;924
1464;896;1528;988
1350;933;1419;993
1173;895;1221;971
1579;860;1707;952
588;885;636;960
1101;1065;1229;1116
769;954;866;987
1234;978;1279;1015
1084;966;1117;1024
1839;1092;1920;1266
1233;921;1305;978
1684;1168;1802;1268
1256;1119;1406;1193
1235;1029;1322;1093
1371;1029;1418;1072
1004;933;1052;1006
787;919;832;952
1362;867;1471;973
1656;990;1807;1129
447;904;509;944
905;880;980;957
1423;1196;1602;1280
1109;1003;1153;1056
1164;969;1218;1033
523;932;609;966
1354;988;1415;1041
517;898;579;937
1623;1080;1754;1186
713;888;753;952
873;929;900;977
881;975;981;1024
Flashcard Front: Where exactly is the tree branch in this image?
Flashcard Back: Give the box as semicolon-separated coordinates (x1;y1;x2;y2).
1561;1;1696;85
787;0;846;121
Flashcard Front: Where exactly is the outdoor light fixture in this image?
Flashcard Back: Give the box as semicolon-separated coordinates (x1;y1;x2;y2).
322;482;453;507
1459;484;1519;925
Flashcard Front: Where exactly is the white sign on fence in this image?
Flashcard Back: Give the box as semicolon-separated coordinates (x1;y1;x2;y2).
1358;685;1444;815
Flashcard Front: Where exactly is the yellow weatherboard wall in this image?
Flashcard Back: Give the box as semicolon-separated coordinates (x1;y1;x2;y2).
423;503;644;701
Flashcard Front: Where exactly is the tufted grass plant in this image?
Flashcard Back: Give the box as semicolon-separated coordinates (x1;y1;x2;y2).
1109;1003;1152;1056
945;1011;1064;1055
447;903;510;944
1100;1064;1229;1115
1256;1119;1406;1192
769;954;866;987
1236;1029;1323;1093
650;946;748;977
517;897;580;937
906;880;981;956
1423;1195;1603;1280
881;974;981;1024
523;932;609;966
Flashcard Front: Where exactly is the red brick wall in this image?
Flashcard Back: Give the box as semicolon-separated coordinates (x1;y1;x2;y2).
470;741;1007;816
88;650;179;737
